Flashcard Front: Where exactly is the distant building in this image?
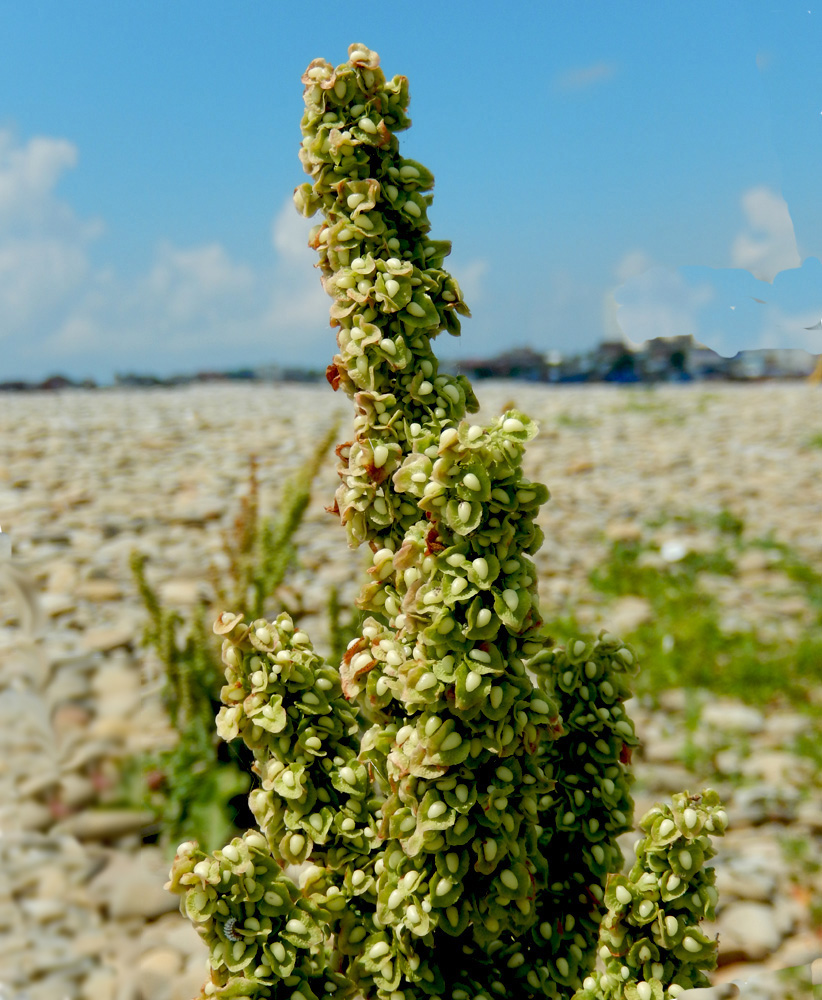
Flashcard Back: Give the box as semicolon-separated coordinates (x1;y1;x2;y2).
727;349;819;380
457;347;549;381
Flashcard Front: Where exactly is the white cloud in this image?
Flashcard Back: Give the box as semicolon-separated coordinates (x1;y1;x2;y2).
271;197;315;263
730;185;801;282
142;242;255;324
554;62;617;91
0;129;333;377
0;237;88;328
0;131;77;228
614;249;653;283
450;258;489;307
615;267;716;348
0;130;103;347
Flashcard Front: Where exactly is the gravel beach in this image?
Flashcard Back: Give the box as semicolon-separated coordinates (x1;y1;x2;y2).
1;381;820;999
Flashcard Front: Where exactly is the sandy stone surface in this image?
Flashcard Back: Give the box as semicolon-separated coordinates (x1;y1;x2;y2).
1;381;820;999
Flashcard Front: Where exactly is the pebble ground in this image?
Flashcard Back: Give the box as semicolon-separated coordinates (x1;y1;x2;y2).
0;382;820;999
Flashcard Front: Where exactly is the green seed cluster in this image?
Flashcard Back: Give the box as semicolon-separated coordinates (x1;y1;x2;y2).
573;790;726;1000
166;831;353;999
499;633;639;997
295;42;476;552
296;42;581;992
214;611;375;870
168;42;725;1000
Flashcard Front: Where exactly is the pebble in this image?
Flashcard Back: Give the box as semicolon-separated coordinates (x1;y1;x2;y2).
714;901;784;960
0;382;820;999
701;701;765;734
82;623;136;652
53;808;156;841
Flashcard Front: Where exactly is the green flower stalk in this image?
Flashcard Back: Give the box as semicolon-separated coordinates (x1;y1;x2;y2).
575;790;727;1000
167;43;724;1000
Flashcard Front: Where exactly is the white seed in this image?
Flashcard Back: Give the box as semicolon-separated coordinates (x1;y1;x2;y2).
463;473;482;491
440;732;462;752
400;164;420;179
387;889;403;909
446;852;460;873
340;766;357;785
369;941;390;960
683;807;698;829
451;577;467;595
679;849;693;869
425;716;441;736
636;984;652;1000
658;818;676;837
384;278;400;298
476;608;492;627
682;936;701;953
435;878;452;896
400;815;416;832
531;698;550;714
665;915;678;936
615;885;632;905
396;725;413;744
502;589;519;611
373;445;389;468
500;869;519;891
358;117;377;133
351;870;365;886
489;687;503;709
418;379;433;394
404;200;421;217
417;672;437;690
289;834;306;855
458;501;472;522
556;957;570;978
443;383;460;402
406;300;426;317
472;558;489;578
286;918;306;933
502;417;525;433
440;427;459;448
429;798;447;819
255;627;272;645
465;670;482;692
638;900;653;918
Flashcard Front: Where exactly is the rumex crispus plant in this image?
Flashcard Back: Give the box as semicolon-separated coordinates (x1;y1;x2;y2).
167;43;725;1000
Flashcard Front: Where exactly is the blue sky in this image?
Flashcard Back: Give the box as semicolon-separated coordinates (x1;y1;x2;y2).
1;0;819;380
